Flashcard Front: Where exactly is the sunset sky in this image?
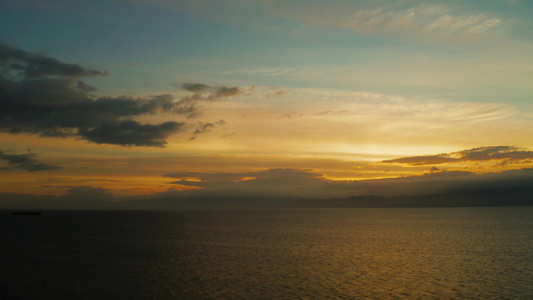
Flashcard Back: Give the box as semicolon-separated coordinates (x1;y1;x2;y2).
1;0;532;208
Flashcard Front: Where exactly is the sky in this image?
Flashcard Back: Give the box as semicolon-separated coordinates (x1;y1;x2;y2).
1;0;532;209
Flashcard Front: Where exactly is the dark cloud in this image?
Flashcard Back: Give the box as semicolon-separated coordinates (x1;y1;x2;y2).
0;41;241;147
76;80;97;92
460;146;533;163
179;82;242;100
189;119;226;141
192;123;215;135
181;83;211;92
0;150;62;172
382;155;459;165
0;75;185;146
427;167;440;173
382;146;533;165
211;86;241;99
0;40;107;78
164;83;243;119
79;120;184;147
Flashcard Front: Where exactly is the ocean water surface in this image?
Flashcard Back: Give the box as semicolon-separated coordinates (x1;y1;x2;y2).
1;207;532;299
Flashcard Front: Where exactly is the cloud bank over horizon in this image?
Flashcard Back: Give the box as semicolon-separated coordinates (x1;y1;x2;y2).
1;156;532;209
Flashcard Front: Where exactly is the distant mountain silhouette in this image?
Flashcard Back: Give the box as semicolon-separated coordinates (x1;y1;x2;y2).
291;186;533;208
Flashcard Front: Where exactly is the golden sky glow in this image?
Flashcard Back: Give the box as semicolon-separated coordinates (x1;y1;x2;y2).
1;0;533;208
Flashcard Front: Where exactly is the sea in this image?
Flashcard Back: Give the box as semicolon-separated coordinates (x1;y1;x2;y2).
1;207;532;299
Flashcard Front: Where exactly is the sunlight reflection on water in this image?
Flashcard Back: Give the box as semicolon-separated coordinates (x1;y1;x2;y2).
1;207;532;299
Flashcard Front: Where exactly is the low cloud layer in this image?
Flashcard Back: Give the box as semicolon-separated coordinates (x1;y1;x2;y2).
2;167;532;209
0;41;241;147
0;150;62;172
166;168;323;187
0;186;116;210
164;166;533;200
382;146;533;166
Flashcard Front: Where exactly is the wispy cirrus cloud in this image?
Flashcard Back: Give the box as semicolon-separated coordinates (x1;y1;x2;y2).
201;86;528;158
124;1;512;45
259;1;508;46
221;67;299;77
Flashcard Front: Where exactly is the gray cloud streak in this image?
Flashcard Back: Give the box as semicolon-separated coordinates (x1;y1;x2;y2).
189;119;226;141
382;146;533;166
174;83;242;119
0;150;62;172
0;40;107;78
179;83;242;100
